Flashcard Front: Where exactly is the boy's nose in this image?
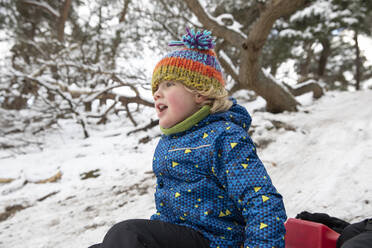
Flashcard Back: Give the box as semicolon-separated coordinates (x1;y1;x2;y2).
153;88;162;100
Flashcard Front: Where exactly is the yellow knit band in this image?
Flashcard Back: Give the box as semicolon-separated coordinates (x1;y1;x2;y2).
152;65;224;95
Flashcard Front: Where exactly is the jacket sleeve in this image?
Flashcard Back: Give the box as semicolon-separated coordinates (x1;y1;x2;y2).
213;129;287;248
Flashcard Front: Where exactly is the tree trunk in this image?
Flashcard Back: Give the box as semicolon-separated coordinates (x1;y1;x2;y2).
57;0;71;42
84;102;92;112
185;0;307;113
119;0;131;23
255;69;299;113
317;38;331;77
111;0;131;69
299;41;314;78
354;30;361;91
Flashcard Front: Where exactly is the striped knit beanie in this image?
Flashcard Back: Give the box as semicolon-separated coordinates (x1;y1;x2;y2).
151;28;225;95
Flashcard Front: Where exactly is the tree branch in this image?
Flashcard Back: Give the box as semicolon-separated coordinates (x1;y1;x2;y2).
21;0;60;18
127;119;159;136
125;103;138;126
19;73;90;138
241;0;307;84
183;0;244;47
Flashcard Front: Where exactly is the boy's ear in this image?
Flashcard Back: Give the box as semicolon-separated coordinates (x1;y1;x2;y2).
195;94;208;104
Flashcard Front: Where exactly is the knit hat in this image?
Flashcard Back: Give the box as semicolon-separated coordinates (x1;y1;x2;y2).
151;28;225;95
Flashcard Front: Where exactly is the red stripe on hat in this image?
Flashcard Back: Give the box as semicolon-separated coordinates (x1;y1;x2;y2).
154;57;224;86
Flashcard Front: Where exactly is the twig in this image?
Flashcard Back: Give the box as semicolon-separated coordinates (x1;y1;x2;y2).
125;103;137;126
127;119;159;135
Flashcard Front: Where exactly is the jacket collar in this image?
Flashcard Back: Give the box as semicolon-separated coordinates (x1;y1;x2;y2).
160;105;211;135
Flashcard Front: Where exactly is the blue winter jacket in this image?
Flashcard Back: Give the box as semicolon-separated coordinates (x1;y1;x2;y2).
151;100;287;248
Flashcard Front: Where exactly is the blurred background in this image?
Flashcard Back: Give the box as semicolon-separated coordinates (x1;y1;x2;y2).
0;0;371;140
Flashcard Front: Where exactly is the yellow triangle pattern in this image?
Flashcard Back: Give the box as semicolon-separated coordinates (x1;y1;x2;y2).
184;149;191;154
260;223;268;229
203;133;208;139
219;211;225;217
172;162;179;167
241;163;248;169
230;143;237;149
254;187;261;192
218;209;232;217
262;195;269;202
175;192;181;198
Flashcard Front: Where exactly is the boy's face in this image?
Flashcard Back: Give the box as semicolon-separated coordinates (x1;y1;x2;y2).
154;81;203;129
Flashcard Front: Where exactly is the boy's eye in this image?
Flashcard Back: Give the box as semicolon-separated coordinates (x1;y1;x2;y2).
166;82;175;87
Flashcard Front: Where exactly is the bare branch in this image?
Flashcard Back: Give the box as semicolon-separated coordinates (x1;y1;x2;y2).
283;81;324;99
245;0;307;52
17;72;90;138
127;119;159;136
125;103;138;126
183;0;244;47
95;102;117;125
21;0;60;18
217;51;240;83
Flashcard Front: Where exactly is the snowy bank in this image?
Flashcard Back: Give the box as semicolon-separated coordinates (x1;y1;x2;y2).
0;90;371;248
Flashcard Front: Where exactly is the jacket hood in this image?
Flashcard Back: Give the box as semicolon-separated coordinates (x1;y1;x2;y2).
208;98;252;132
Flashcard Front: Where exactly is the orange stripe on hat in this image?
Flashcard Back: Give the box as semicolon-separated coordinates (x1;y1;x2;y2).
154;57;224;86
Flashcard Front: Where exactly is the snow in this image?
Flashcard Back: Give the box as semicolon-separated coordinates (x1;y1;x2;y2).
1;90;371;247
205;11;247;39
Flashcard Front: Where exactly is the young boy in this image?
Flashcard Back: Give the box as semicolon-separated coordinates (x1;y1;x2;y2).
89;28;286;248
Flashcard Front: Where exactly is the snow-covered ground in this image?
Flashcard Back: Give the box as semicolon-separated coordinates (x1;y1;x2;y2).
0;90;371;248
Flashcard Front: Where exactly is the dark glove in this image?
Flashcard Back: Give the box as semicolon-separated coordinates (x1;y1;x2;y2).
296;211;350;234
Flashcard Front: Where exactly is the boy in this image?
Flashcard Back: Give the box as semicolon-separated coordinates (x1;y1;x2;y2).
89;28;286;248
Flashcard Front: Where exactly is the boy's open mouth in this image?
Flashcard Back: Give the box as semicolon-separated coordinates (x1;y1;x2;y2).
157;103;168;113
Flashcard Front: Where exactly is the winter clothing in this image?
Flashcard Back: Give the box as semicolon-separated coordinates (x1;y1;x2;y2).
337;218;372;248
151;99;287;248
89;28;286;248
160;105;211;135
88;219;210;248
151;28;225;96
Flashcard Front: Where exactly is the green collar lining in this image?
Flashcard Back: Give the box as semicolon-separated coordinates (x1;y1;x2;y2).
160;105;211;135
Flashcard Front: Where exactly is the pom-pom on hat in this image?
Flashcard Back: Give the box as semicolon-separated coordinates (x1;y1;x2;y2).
151;27;225;95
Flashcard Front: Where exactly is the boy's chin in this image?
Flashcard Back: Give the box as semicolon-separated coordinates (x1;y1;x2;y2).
159;120;176;129
159;122;171;129
160;124;173;129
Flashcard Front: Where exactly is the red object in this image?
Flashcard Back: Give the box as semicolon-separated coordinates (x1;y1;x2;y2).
285;218;340;248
